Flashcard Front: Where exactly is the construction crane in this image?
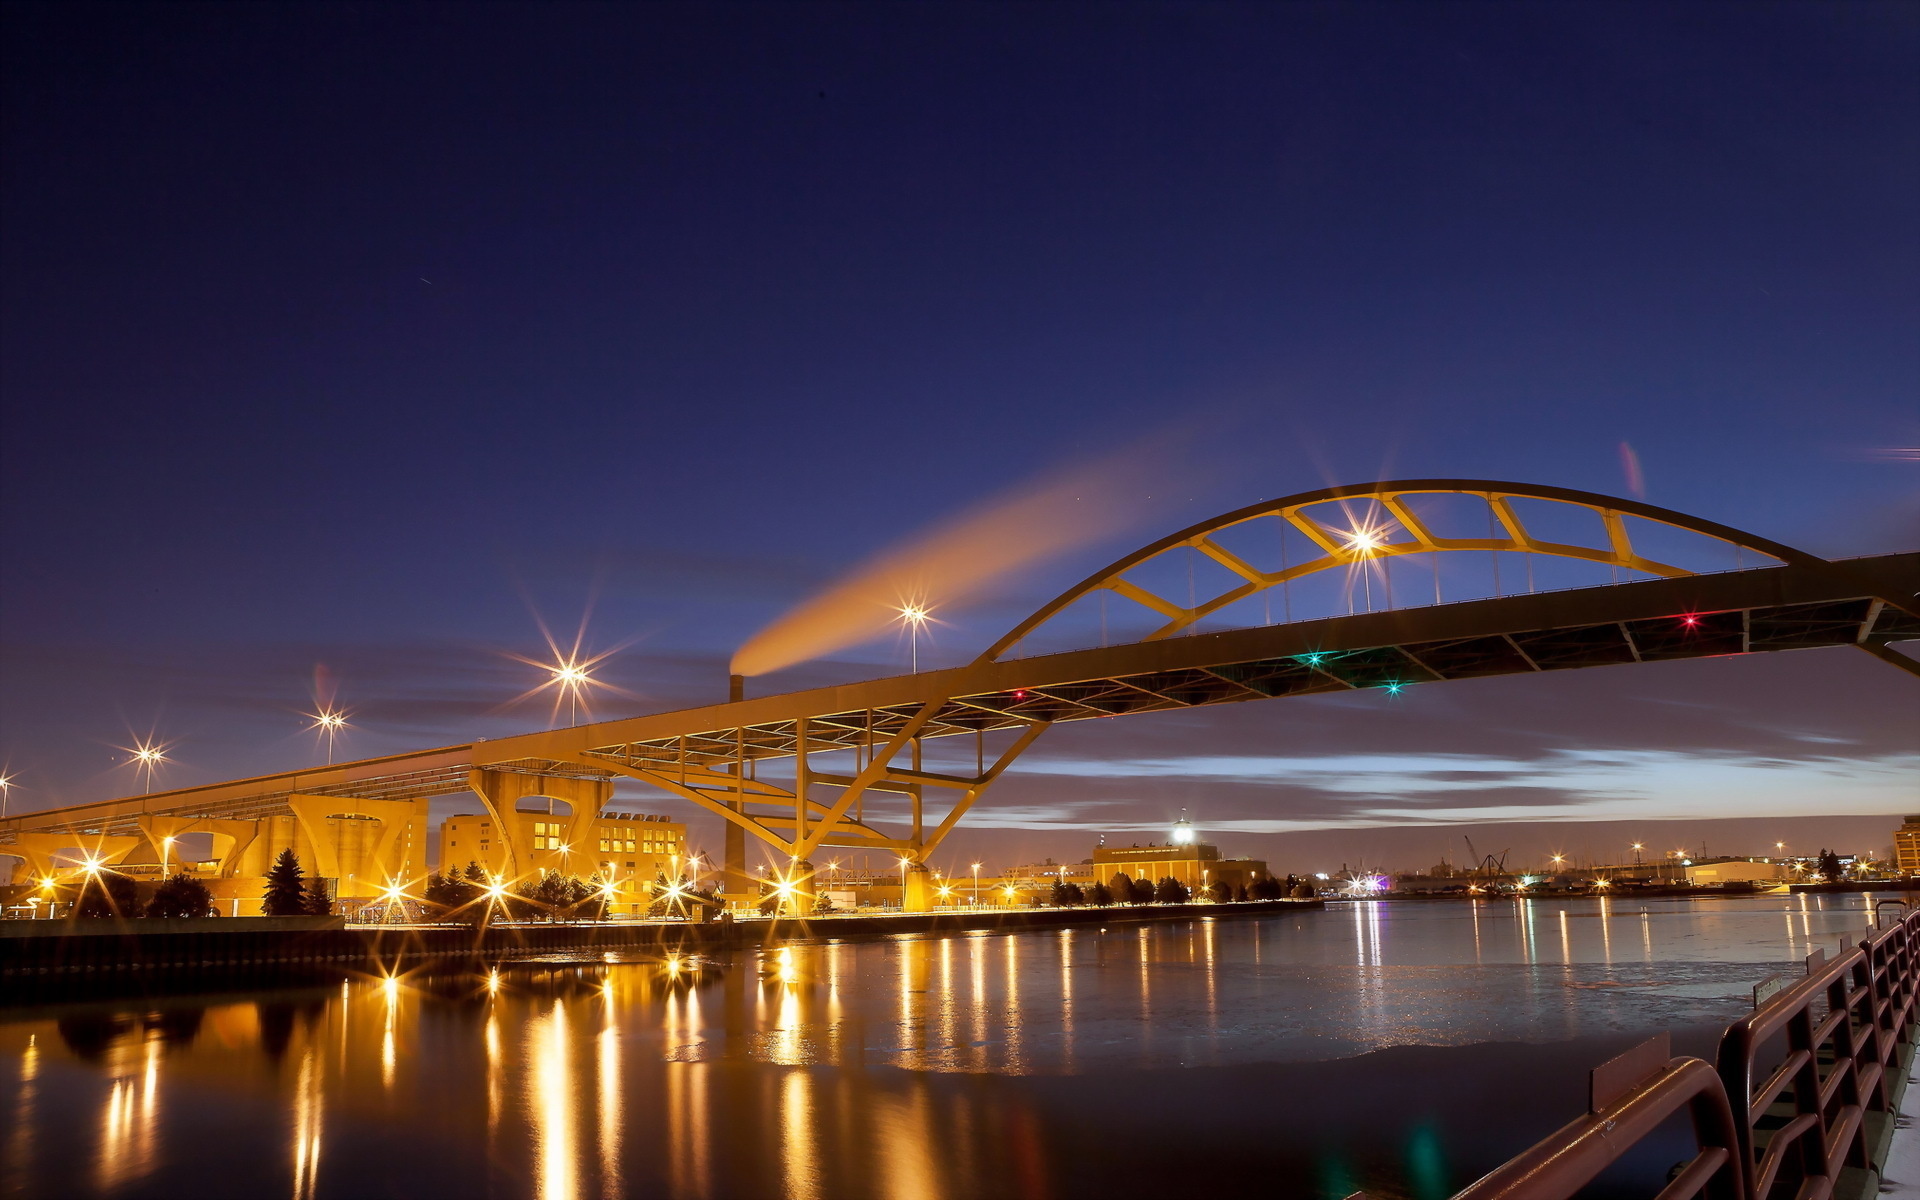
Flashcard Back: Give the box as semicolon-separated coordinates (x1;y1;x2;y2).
1463;836;1512;885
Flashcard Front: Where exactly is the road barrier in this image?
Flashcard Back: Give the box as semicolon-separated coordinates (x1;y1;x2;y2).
1418;905;1920;1200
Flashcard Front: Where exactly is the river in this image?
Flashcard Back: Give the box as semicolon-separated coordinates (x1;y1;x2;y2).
0;892;1904;1200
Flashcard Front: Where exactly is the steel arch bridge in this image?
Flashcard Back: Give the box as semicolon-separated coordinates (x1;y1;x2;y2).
5;480;1917;910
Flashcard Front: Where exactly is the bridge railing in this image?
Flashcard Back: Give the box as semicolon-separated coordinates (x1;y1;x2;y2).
1446;1032;1744;1200
1421;903;1920;1200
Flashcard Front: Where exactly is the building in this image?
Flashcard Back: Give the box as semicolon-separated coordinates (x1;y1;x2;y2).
439;809;688;883
1005;858;1097;884
1090;817;1269;892
1895;817;1920;875
1685;858;1789;887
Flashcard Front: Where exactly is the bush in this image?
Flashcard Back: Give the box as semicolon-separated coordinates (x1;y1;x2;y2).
74;871;140;918
146;873;215;918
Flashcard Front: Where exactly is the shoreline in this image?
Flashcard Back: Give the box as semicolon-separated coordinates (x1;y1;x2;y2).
0;897;1322;997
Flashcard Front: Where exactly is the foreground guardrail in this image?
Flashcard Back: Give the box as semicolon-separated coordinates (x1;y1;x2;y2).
1363;903;1920;1200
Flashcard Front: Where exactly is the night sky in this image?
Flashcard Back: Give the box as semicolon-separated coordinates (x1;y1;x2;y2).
3;2;1915;876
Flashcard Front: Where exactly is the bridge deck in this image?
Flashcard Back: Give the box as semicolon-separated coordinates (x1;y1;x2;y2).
5;551;1915;841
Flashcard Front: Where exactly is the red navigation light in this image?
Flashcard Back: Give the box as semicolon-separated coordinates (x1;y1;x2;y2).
1013;689;1028;699
1680;613;1701;627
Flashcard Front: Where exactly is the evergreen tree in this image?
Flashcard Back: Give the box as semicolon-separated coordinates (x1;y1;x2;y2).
146;873;215;918
527;870;575;919
463;861;488;883
1063;882;1086;905
1110;872;1137;904
262;849;308;916
75;870;140;918
1817;849;1845;883
1086;881;1111;906
1209;879;1233;904
1234;884;1250;902
424;871;466;915
1049;879;1070;906
303;879;333;917
1154;876;1189;904
1132;876;1157;904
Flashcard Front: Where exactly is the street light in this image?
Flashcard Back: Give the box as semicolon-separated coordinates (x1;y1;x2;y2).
971;861;982;909
161;835;175;876
0;771;12;820
307;706;349;764
124;738;168;794
897;603;932;673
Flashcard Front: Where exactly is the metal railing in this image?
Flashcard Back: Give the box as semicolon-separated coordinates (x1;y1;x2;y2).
1390;904;1920;1200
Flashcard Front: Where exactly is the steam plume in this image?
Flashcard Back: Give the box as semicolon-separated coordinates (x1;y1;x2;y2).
731;447;1167;677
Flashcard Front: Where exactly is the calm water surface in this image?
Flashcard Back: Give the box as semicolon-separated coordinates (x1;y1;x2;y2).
0;893;1902;1200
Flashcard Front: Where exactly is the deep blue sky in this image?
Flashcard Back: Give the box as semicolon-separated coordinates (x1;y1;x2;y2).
3;2;1915;873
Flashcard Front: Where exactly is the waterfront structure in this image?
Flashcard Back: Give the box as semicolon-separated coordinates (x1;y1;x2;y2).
1092;821;1269;892
4;480;1916;914
1895;817;1920;875
1684;858;1789;887
1005;858;1097;884
440;810;687;883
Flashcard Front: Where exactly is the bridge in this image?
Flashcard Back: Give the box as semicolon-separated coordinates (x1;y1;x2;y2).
4;480;1916;912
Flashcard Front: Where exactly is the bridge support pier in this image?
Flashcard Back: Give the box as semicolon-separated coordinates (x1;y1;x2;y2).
782;858;816;916
902;861;935;912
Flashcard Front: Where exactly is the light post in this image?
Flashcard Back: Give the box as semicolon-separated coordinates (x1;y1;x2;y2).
0;772;12;820
971;861;981;909
128;739;167;794
308;707;348;764
162;835;174;877
897;604;932;673
1631;842;1644;867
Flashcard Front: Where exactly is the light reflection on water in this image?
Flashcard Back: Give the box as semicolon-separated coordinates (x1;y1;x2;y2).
0;893;1903;1200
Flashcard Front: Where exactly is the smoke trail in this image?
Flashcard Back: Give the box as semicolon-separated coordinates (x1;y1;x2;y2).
731;446;1170;677
1618;441;1645;499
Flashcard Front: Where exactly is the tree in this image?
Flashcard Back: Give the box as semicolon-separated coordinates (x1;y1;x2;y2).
1155;876;1189;904
812;892;836;914
1088;881;1114;907
75;870;140;918
146;873;215;918
303;880;333;917
1234;884;1249;902
1110;872;1138;904
1208;879;1233;904
263;849;308;916
1049;879;1070;906
462;861;488;884
1063;882;1086;905
526;870;577;919
423;871;464;912
1817;849;1845;883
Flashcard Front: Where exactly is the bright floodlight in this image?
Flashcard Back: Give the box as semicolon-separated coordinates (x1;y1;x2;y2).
1345;527;1385;554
